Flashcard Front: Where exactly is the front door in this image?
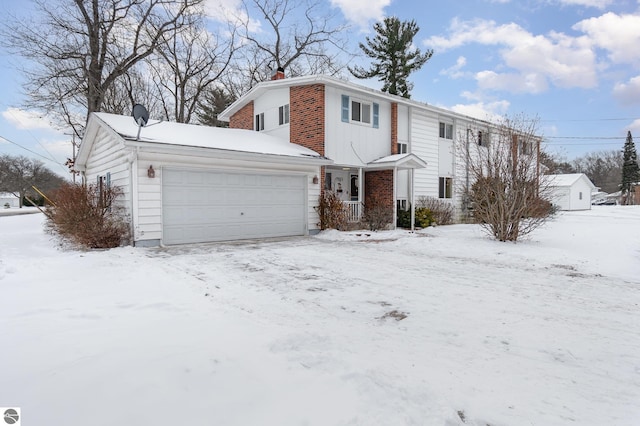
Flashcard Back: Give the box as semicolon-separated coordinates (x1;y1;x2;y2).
350;174;359;201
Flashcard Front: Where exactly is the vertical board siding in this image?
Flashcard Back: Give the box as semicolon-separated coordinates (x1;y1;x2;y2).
410;111;439;198
325;86;391;165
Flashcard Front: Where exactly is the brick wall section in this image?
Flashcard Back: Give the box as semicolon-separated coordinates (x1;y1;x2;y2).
229;101;254;130
290;84;325;156
365;170;394;211
391;103;398;155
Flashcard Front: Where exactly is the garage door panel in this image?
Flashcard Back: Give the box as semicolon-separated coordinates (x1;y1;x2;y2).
162;169;306;244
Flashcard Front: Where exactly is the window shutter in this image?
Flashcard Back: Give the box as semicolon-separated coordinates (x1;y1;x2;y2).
341;95;349;122
106;172;111;188
373;103;379;128
439;177;444;198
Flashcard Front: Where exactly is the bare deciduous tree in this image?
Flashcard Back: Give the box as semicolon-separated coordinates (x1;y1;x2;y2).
0;154;66;207
2;0;205;136
459;115;553;242
147;18;237;123
572;150;623;194
224;0;350;96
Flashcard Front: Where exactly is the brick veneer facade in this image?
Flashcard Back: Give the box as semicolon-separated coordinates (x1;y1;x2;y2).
290;84;326;188
364;170;394;211
290;84;325;155
229;101;254;130
391;103;398;155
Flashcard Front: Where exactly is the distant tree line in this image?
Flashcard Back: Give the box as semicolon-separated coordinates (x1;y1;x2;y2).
540;134;639;195
0;155;66;208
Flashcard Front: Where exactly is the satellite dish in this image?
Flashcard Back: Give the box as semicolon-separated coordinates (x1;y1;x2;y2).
132;104;149;127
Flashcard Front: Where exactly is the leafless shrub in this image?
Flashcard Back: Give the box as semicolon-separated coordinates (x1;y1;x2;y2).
44;183;130;249
316;190;348;230
458;114;554;242
416;196;455;225
362;191;393;231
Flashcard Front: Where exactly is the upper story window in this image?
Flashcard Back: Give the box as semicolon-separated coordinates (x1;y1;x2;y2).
341;95;379;128
255;112;264;131
397;142;408;154
279;104;290;125
439;122;453;140
518;137;534;155
478;130;490;147
352;100;371;124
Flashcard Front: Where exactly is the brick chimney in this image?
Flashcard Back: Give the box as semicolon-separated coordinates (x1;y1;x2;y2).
271;67;285;80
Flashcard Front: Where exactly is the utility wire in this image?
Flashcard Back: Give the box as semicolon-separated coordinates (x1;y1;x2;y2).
0;134;68;173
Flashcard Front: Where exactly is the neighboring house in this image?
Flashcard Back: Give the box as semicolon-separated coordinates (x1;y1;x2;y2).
75;112;331;246
219;73;540;223
1;193;19;208
547;173;596;211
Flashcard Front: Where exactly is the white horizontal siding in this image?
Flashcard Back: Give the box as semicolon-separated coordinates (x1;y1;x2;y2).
83;126;132;215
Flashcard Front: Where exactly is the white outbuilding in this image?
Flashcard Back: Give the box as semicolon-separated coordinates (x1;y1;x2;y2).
547;173;597;211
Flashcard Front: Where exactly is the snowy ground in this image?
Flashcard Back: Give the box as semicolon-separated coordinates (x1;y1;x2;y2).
1;207;639;426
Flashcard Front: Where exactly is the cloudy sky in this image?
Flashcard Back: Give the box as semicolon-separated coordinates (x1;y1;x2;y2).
1;0;639;176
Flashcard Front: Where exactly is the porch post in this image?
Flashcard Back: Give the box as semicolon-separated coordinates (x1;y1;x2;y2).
410;168;415;232
358;167;364;221
393;166;398;229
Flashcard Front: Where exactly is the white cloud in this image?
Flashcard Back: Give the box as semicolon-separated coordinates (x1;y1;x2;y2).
556;0;614;8
627;118;640;134
41;138;74;160
329;0;390;29
476;70;549;94
204;0;261;32
573;12;640;65
613;75;640;105
2;108;61;133
440;56;467;79
449;99;511;122
425;18;597;94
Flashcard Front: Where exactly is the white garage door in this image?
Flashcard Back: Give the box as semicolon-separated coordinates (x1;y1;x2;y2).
162;169;306;245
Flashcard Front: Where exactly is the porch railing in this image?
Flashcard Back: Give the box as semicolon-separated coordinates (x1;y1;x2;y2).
344;201;362;223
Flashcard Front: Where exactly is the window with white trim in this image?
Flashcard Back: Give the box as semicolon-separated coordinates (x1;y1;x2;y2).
397;199;408;211
255;112;264;131
439;177;453;199
397;142;408;154
518;138;533;155
341;95;379;128
279;104;289;125
439;122;453;140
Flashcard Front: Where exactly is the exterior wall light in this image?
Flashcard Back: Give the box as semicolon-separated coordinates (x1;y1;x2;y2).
147;165;155;178
312;175;319;184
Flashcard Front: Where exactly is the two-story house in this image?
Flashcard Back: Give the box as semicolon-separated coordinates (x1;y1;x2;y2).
219;72;512;225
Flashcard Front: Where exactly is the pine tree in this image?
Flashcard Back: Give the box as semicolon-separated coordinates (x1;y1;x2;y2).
621;131;640;205
196;87;236;128
349;17;433;99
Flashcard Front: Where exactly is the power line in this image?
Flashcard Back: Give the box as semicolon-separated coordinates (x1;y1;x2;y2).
0;134;68;173
539;117;637;122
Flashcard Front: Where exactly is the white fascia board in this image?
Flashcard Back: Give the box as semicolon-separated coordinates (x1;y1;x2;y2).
124;139;333;167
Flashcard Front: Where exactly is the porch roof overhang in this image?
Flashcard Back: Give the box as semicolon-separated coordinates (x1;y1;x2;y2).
366;153;427;170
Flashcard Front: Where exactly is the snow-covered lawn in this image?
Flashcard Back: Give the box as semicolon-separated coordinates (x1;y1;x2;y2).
1;207;639;426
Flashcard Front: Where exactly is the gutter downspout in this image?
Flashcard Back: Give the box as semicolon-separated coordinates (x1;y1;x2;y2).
465;128;470;214
393;166;398;229
128;148;138;246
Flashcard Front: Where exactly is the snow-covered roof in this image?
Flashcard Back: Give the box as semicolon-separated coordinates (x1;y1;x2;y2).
218;74;494;127
87;112;329;162
547;173;596;189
